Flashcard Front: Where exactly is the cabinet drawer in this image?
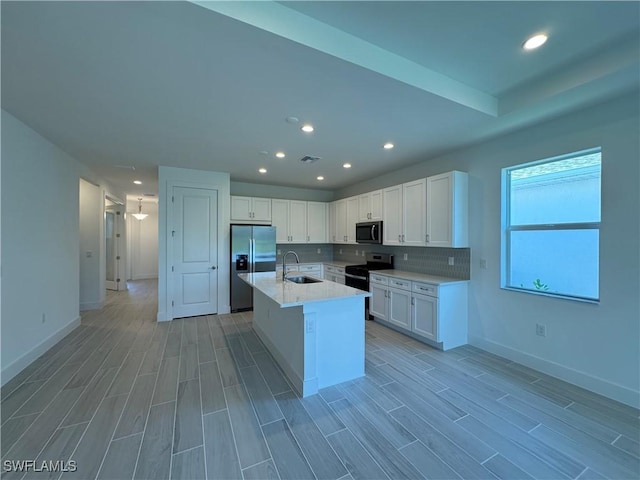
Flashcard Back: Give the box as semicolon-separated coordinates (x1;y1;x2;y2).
370;274;389;286
388;278;411;291
325;265;336;273
413;282;438;297
335;266;345;275
298;264;321;272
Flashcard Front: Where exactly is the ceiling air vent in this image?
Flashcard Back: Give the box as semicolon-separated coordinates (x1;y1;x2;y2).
299;155;321;164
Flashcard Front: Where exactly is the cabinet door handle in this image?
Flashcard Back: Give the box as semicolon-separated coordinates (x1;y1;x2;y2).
398;234;401;242
426;234;430;242
411;297;415;305
307;235;310;242
402;234;405;242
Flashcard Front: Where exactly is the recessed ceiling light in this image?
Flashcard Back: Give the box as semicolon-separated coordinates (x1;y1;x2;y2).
383;142;394;150
301;124;314;133
275;151;285;158
133;180;142;185
523;34;548;50
258;168;267;174
343;163;352;169
317;176;324;181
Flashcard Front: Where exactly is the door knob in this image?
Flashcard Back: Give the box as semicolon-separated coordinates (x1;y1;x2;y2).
211;266;217;270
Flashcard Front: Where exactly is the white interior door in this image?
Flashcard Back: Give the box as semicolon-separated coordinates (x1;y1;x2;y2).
105;204;124;291
172;186;218;318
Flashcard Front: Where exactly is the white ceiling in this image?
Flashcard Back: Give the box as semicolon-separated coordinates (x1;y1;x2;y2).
2;1;638;197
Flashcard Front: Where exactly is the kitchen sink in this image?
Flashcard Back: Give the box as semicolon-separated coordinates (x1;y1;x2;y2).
285;275;322;284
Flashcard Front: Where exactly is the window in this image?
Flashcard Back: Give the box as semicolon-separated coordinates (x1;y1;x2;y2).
502;148;601;302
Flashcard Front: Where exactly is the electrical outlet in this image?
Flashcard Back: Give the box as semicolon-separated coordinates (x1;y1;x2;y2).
339;249;343;255
403;253;408;261
480;259;487;269
85;251;92;258
42;313;46;324
277;249;281;255
536;323;547;337
355;249;359;256
317;248;321;254
448;256;455;266
362;250;366;256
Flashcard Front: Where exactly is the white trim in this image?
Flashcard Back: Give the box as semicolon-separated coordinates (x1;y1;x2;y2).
157;311;170;322
469;334;640;408
80;301;105;311
1;316;81;386
132;274;158;281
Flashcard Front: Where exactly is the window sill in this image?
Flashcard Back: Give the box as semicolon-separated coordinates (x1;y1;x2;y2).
502;286;600;305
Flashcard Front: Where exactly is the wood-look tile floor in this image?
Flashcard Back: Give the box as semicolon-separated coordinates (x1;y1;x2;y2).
2;279;639;480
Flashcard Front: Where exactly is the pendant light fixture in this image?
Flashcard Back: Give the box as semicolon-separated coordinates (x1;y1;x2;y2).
132;197;148;221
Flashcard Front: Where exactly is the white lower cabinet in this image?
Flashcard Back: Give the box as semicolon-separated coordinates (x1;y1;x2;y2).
324;264;345;284
387;278;412;330
369;273;468;350
412;291;437;342
369;274;389;320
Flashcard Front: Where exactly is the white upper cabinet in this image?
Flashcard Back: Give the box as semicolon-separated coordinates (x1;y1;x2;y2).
333;199;347;243
383;184;403;245
330;197;359;244
272;199;327;244
358;190;383;221
307;201;328;243
383;180;426;246
271;199;290;243
230;196;271;223
288;200;307;243
402;178;427;247
426;171;468;247
346;196;359;243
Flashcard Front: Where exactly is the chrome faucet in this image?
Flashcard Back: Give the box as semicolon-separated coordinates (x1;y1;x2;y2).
282;251;300;281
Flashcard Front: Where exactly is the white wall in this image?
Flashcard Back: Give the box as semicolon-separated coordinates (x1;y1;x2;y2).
1;111;82;382
231;181;333;202
127;200;158;280
158;167;230;321
336;92;640;407
79;179;103;309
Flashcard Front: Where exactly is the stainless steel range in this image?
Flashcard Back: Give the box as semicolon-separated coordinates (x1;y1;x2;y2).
345;253;394;319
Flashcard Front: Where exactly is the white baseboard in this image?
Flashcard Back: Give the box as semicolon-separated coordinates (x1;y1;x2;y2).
157;311;170;322
1;316;81;387
468;335;640;408
132;274;158;280
80;301;104;311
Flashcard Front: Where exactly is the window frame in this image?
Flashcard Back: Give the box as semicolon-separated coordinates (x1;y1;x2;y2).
501;147;601;303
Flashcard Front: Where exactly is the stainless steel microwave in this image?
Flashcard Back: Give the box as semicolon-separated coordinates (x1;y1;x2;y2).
356;221;383;244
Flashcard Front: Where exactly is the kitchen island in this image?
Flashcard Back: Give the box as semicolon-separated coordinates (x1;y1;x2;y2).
238;271;371;397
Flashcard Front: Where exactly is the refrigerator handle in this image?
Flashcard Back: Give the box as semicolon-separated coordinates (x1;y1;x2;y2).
250;238;254;273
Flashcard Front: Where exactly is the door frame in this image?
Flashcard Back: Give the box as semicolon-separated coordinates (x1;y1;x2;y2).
104;193;126;292
160;174;230;321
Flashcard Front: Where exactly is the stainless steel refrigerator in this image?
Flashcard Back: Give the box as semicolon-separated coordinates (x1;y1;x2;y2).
230;225;276;312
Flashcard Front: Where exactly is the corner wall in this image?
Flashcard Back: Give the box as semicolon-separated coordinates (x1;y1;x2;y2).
1;111;82;383
336;92;640;406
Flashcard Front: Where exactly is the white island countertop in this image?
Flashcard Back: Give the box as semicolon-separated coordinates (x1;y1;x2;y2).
238;271;371;308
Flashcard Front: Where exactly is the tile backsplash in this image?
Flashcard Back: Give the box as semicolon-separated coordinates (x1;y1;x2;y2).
275;243;470;279
332;244;470;279
276;244;333;264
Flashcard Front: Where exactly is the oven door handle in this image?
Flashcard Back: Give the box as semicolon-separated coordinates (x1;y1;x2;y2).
345;273;367;281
